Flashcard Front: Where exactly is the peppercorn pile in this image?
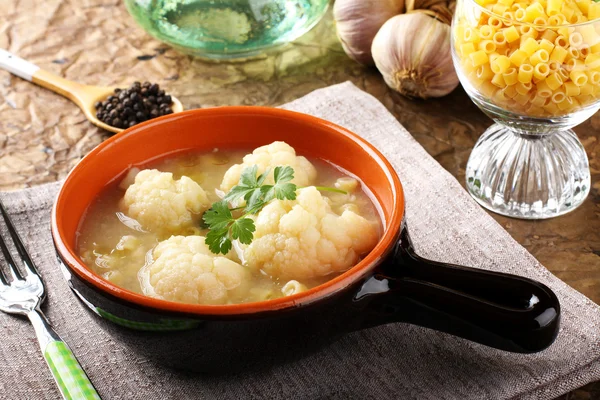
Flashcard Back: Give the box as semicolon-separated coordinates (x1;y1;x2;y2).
95;81;173;129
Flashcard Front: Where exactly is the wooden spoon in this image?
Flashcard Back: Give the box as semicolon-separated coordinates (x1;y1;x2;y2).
0;49;184;134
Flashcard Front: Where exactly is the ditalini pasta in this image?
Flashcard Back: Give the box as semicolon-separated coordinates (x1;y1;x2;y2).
455;0;600;117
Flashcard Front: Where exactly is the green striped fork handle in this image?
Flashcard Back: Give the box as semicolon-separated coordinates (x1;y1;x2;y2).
29;308;101;400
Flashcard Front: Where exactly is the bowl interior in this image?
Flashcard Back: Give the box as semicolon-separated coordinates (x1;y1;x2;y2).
53;107;404;315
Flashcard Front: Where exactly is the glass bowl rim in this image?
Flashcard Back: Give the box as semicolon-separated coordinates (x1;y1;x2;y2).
462;0;600;28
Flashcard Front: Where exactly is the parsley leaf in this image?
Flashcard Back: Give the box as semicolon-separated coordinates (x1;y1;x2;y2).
202;164;344;255
245;186;269;214
239;165;259;187
274;165;294;183
274;181;296;200
205;229;233;255
230;218;256;244
223;165;262;205
202;201;233;232
273;166;297;200
256;168;270;186
262;166;297;203
202;202;236;254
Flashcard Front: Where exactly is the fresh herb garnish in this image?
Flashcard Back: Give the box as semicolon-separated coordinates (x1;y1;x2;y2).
222;165;297;213
222;165;269;206
202;165;347;255
202;200;256;254
203;166;297;254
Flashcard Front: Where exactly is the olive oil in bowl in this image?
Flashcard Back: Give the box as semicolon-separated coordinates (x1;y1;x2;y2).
125;0;330;59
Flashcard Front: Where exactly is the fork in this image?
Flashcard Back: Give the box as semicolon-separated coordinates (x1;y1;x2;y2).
0;199;101;400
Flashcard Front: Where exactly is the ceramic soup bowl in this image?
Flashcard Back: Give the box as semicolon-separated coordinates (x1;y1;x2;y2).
51;107;560;372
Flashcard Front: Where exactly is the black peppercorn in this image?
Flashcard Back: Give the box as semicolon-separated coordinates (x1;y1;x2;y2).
94;81;175;130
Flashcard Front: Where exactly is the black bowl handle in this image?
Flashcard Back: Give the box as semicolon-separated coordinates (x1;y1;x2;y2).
356;225;560;353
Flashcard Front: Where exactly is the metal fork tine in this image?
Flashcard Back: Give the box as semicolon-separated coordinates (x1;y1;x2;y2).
0;199;36;279
0;241;9;285
0;218;24;282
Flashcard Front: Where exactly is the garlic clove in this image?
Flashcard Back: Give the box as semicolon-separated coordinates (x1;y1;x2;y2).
371;13;459;99
334;0;405;66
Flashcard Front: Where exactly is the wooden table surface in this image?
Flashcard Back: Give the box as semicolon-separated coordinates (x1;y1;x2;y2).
1;1;598;398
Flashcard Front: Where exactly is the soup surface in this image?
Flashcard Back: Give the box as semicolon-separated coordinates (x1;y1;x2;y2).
77;142;382;305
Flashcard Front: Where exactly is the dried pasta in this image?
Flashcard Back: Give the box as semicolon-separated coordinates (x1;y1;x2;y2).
456;0;600;116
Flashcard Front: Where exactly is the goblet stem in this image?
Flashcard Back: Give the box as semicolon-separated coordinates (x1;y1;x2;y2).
465;124;590;219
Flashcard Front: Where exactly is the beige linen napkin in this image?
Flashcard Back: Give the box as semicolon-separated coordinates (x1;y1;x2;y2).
1;82;599;400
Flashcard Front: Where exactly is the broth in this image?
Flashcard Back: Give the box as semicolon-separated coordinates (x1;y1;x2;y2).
77;145;382;305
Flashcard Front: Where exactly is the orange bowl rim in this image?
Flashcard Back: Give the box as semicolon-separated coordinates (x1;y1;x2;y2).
51;106;405;316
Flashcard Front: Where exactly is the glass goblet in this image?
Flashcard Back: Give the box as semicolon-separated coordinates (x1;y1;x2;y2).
452;0;595;219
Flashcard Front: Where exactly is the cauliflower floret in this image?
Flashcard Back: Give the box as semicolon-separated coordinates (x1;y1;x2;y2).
121;169;210;235
139;236;250;305
220;141;317;192
244;187;379;281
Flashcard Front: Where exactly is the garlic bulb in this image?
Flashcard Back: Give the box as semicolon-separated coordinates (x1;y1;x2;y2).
334;0;405;66
371;13;459;99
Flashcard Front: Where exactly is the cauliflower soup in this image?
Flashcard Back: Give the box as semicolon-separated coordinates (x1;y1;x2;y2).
77;142;382;305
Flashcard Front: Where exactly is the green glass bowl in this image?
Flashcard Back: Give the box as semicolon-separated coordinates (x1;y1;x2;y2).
124;0;330;60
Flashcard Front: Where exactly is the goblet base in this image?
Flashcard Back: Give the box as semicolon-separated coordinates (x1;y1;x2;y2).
466;124;590;220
